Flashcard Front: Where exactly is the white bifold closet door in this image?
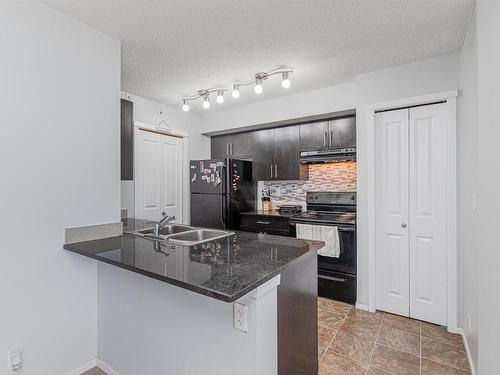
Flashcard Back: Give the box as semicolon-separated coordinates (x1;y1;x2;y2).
375;103;447;325
135;129;183;222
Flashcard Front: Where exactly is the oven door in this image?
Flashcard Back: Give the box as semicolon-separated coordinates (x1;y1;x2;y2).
317;224;356;274
292;221;356;275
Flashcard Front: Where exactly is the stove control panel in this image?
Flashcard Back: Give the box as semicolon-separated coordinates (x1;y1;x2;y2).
306;192;356;205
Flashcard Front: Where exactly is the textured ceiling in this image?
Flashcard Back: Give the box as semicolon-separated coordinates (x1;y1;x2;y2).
43;0;473;113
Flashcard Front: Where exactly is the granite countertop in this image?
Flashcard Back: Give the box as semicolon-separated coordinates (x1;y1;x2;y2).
240;210;299;218
64;218;323;302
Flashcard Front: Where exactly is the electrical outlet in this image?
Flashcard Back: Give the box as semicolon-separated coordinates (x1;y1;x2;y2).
7;346;23;371
234;302;248;333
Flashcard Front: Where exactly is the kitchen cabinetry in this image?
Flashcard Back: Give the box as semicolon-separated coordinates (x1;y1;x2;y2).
252;126;303;181
274;126;301;180
299;121;329;150
252;129;275;180
121;99;134;180
211;132;254;159
240;213;292;237
299;117;356;150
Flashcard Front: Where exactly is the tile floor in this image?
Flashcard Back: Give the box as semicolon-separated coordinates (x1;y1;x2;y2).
318;297;471;375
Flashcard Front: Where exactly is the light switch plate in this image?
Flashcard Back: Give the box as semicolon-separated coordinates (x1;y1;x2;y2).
234;302;248;333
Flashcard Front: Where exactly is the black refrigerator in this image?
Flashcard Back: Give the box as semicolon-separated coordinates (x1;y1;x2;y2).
190;159;255;230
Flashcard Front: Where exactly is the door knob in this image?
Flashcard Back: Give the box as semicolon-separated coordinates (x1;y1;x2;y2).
401;222;407;228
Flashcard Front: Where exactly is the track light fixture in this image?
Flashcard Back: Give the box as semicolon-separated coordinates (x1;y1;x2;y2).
181;68;293;111
216;90;224;104
232;85;240;99
202;95;210;109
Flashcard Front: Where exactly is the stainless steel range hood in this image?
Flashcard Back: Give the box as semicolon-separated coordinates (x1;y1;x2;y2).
299;147;356;163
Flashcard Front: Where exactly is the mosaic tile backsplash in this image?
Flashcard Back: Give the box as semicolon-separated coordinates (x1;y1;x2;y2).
260;161;357;207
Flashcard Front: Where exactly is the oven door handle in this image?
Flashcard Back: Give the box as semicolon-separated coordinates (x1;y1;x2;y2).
318;274;346;283
337;227;355;232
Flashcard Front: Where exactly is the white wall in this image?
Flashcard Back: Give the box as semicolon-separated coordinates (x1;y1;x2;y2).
476;1;500;373
0;2;120;374
458;7;478;372
355;52;461;305
119;93;209;223
201;82;356;133
201;53;461;307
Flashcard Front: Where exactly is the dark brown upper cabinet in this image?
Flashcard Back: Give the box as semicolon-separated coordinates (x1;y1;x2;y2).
121;99;134;180
211;132;254;159
299;117;356;150
299;121;329;150
328;117;356;148
274;126;302;180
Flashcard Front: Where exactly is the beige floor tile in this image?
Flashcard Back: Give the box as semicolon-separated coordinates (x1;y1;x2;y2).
319;325;337;349
382;313;421;335
421;322;464;347
319;347;326;362
370;344;420;375
421;358;471;374
318;297;352;317
367;367;395;375
421;337;469;372
377;324;420;356
319;309;345;329
348;308;384;325
318;351;366;375
329;331;374;368
81;367;107;375
339;317;380;341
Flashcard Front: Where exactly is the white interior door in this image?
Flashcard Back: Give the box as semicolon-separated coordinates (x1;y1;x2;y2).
409;104;447;325
375;108;410;316
135;129;183;222
375;103;448;325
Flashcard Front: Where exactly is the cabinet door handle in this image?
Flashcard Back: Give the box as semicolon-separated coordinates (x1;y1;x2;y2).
270;164;273;179
324;132;327;147
230;143;234;155
330;131;333;147
226;143;230;155
275;164;278;179
256;221;270;225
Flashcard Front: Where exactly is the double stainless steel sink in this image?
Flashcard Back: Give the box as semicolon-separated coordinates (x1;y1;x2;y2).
127;224;234;246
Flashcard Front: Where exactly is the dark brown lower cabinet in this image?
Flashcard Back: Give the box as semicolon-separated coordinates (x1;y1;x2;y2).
240;214;292;237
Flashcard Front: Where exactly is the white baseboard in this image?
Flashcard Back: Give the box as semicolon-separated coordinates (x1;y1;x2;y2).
457;328;477;375
65;359;97;375
355;302;369;311
65;358;120;375
96;359;121;375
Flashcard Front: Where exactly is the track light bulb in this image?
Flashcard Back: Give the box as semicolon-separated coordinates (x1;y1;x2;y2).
254;79;263;94
232;85;240;99
202;96;210;109
216;91;224;104
182;100;189;112
281;72;291;89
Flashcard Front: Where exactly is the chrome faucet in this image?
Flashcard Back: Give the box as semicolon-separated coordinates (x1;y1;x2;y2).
153;212;176;236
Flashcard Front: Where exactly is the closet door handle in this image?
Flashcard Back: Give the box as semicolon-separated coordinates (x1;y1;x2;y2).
401;222;407;228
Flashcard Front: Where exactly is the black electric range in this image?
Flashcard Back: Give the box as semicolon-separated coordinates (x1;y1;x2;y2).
290;192;357;304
